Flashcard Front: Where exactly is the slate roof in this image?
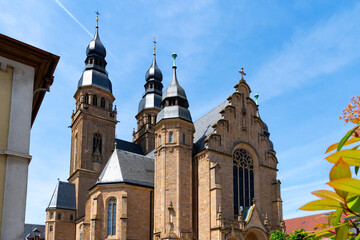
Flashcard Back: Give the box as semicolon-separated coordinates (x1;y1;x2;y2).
24;224;45;240
115;138;144;155
193;100;229;153
47;181;76;210
97;149;154;187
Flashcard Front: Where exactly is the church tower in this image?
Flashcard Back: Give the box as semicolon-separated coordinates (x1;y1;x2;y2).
133;42;163;154
68;18;117;218
153;54;195;240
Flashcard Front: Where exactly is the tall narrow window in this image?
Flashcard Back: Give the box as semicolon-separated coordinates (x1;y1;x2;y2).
93;133;102;155
107;198;117;236
169;132;173;143
93;95;98;106
101;98;106;108
182;134;185;144
233;148;254;215
73;134;78;170
84;94;89;104
148;115;152;124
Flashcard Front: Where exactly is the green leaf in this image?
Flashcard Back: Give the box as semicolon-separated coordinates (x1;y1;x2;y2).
334;224;349;240
327;178;360;194
355;232;360;240
347;195;360;213
312;190;344;203
326;136;360;154
300;199;342;211
330;158;351;199
326;150;360;166
332;208;342;226
337;125;360;151
356;166;359;175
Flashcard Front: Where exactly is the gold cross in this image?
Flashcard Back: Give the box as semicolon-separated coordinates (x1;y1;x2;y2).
239;68;246;80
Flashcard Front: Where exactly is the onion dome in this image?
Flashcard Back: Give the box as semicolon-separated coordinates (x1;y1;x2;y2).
77;18;112;93
156;53;192;123
86;22;106;58
145;53;163;82
138;44;163;113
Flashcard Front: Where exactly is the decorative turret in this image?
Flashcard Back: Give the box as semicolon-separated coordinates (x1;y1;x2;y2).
156;53;192;123
77;17;112;93
138;39;163;113
153;53;195;239
133;40;163;154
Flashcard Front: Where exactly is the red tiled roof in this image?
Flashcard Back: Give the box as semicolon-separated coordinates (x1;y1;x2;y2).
285;212;330;234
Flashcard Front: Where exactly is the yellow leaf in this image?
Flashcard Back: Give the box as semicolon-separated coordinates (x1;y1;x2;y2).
299;199;342;211
312;190;344;203
329;158;351;199
327;178;360;194
326;137;360;153
326;150;360;166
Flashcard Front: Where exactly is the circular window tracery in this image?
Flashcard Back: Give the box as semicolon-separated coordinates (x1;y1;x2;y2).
233;148;253;170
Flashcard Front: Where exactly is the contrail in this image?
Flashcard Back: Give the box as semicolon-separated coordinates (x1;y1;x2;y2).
54;0;92;37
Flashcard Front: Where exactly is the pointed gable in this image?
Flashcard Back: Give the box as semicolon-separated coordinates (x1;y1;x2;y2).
97;149;154;187
47;181;76;210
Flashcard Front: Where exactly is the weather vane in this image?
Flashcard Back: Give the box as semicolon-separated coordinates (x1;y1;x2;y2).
153;37;157;53
239;67;246;80
95;11;100;24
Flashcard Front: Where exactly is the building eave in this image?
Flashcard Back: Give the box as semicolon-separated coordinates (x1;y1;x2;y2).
0;34;60;127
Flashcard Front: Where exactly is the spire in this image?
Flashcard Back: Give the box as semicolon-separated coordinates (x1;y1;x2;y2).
138;40;163;113
156;53;192;123
86;15;106;58
161;53;187;101
77;15;112;93
145;38;163;82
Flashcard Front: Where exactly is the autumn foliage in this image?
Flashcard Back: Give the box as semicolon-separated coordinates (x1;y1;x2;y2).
298;97;360;239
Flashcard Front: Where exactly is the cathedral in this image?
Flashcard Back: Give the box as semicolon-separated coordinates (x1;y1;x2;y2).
45;19;284;240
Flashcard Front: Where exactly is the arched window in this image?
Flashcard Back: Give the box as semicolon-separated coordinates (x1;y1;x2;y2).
148;115;152;124
84;94;89;104
101;98;106;108
169;132;173;143
182;134;185;144
92;133;102;155
233;148;254;215
107;198;116;236
93;95;97;106
49;226;53;231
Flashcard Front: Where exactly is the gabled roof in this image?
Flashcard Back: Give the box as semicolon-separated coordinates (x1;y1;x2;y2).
96;149;154;187
284;212;332;234
115;138;144;155
47;181;76;211
193;100;229;153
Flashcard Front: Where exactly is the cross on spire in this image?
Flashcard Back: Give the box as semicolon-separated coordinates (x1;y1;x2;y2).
239;67;246;80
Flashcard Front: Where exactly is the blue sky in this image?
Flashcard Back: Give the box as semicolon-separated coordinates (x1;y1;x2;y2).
1;0;359;225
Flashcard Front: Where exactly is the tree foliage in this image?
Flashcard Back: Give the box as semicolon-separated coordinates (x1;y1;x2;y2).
299;97;360;239
270;229;314;240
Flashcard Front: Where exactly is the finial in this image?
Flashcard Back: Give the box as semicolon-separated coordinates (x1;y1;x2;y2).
57;178;60;182
252;198;256;205
95;11;100;27
239;67;246;80
172;53;177;67
153;37;157;54
254;94;259;105
114;141;117;150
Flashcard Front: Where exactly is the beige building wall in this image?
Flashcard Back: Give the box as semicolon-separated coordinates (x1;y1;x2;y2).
0;56;35;240
0;65;13;238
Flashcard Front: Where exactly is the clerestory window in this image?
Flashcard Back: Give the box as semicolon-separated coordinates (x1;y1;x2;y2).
107;198;117;236
233;148;254;216
93;95;98;106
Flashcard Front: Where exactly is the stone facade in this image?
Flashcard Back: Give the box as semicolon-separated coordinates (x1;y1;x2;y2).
68;85;117;218
45;23;284;240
